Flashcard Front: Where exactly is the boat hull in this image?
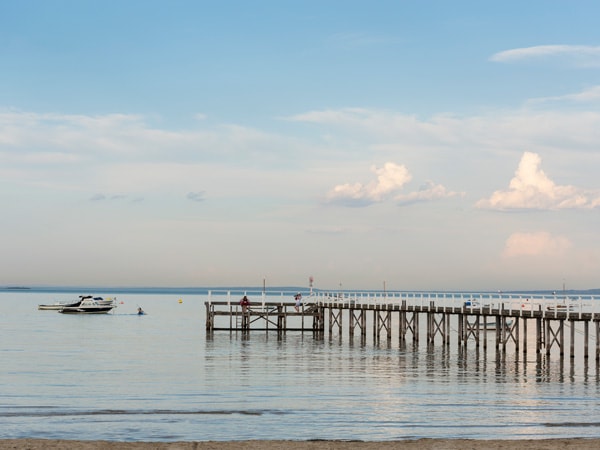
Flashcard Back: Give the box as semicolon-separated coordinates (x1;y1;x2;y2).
58;307;114;314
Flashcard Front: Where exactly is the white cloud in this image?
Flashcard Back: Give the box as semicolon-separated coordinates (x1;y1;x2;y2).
326;162;411;207
325;163;462;208
490;45;600;67
502;231;571;257
395;181;464;205
476;152;600;210
287;107;600;155
527;85;600;106
0;110;305;169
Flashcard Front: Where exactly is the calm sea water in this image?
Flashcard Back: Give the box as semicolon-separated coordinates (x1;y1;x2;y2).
2;289;600;442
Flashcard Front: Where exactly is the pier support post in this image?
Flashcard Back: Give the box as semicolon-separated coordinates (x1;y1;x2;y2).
349;308;366;338
523;319;527;354
545;319;564;356
375;309;392;341
329;308;343;336
570;321;575;359
536;317;543;353
584;321;589;359
205;303;214;331
399;310;406;342
462;315;481;347
403;311;419;342
427;313;446;345
495;316;501;350
313;307;325;334
596;321;600;361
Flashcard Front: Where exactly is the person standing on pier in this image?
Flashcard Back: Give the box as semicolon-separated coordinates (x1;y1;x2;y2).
294;293;302;312
240;295;250;313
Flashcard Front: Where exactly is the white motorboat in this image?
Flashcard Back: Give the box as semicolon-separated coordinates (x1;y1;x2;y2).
39;295;116;311
57;296;117;314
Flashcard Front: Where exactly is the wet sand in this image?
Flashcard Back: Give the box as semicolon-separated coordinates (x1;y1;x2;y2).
1;439;599;449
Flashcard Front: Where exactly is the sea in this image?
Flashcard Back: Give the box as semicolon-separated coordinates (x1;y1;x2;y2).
2;287;600;442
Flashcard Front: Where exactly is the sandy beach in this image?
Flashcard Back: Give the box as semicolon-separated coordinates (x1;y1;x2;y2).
1;439;600;449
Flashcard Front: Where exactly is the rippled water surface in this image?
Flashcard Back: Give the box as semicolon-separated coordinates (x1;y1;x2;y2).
2;290;600;441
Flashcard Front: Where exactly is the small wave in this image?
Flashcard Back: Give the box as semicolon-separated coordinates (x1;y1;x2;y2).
545;422;600;427
0;408;276;418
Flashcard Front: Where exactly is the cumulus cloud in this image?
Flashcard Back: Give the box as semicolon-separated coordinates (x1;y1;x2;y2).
502;231;571;257
325;163;461;207
476;152;600;210
490;45;600;67
326;162;411;207
395;180;464;205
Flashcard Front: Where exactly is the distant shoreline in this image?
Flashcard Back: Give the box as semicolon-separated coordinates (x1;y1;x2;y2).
1;439;599;449
3;285;600;295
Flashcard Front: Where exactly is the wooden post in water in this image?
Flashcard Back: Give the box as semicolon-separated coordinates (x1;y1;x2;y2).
457;313;463;347
205;303;212;331
515;318;520;353
545;319;565;356
584;320;589;359
361;308;367;338
483;315;487;350
349;309;365;338
546;319;552;355
570;321;575;359
560;320;565;356
399;310;405;342
376;309;391;341
495;315;501;350
523;319;527;355
596;320;600;361
502;316;507;353
413;312;419;343
329;307;342;336
313;306;325;334
536;317;543;353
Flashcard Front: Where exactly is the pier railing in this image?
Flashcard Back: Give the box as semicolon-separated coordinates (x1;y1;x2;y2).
310;292;600;318
205;290;600;316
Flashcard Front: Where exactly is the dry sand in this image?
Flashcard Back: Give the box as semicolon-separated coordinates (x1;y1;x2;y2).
1;439;600;449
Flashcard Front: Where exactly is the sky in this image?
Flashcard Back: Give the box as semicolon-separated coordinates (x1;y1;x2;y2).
1;1;600;291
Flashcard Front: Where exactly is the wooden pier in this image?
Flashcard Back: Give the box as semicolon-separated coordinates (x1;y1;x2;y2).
205;291;600;359
205;300;322;332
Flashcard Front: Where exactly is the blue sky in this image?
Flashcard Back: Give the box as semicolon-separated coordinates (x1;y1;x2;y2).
2;1;600;290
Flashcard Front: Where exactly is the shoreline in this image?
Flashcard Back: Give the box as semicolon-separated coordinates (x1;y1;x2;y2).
1;439;600;449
